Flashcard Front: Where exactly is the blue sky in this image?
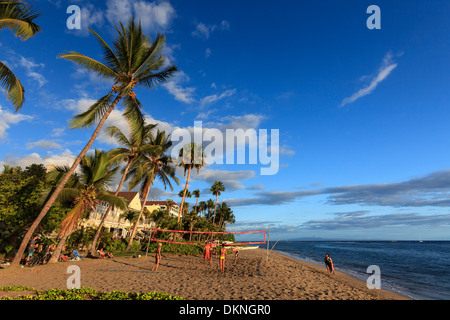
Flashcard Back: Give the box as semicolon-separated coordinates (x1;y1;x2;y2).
1;0;450;240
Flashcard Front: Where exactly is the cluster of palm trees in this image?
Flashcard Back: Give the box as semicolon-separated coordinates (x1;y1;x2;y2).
1;2;236;266
177;181;235;231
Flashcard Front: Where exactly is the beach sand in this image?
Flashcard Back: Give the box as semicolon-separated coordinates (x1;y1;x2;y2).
0;249;409;300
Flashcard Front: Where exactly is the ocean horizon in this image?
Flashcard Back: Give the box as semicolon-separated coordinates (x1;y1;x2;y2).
268;240;450;300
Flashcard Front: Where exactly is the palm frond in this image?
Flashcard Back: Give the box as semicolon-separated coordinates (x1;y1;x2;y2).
69;93;114;129
87;27;120;70
56;188;82;204
105;126;132;148
58;201;85;238
97;191;128;211
121;95;145;135
0;0;41;40
137;64;178;89
0;60;24;111
58;51;117;80
133;33;166;75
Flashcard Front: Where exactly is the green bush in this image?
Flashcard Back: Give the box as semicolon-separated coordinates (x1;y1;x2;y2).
0;286;184;300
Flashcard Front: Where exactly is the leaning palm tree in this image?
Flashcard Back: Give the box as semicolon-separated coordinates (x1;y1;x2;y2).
89;120;157;256
0;0;41;110
177;143;206;223
12;18;177;266
210;181;225;225
125;130;179;251
48;149;128;263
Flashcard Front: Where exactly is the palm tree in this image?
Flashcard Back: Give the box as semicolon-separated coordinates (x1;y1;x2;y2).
192;189;200;213
12;18;177;265
177;143;206;223
48;149;128;263
125;130;179;251
197;200;207;217
0;0;40;110
216;202;233;230
164;199;175;216
210;181;225;225
206;199;215;220
89;120;157;256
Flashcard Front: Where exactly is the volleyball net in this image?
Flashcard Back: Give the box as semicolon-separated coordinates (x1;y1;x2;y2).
150;228;266;246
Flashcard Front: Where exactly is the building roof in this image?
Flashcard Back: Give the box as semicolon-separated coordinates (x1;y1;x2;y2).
117;191;140;203
141;200;180;207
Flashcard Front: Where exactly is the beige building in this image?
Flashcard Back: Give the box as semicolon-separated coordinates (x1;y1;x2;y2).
141;200;181;219
83;192;154;238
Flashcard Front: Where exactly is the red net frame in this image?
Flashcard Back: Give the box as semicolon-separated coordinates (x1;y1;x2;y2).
150;228;266;246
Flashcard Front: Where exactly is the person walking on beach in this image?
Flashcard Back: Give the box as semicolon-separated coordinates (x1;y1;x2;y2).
152;242;162;271
219;244;227;273
324;253;335;275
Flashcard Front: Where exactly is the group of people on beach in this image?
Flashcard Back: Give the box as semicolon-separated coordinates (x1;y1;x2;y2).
203;240;239;273
22;235;115;266
150;240;239;273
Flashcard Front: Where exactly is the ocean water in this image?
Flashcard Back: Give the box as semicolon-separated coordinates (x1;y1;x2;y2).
269;241;450;300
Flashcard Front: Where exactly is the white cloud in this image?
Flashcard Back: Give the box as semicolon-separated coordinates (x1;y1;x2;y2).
163;71;196;104
340;52;398;107
105;0;175;33
0;149;76;169
0;105;33;140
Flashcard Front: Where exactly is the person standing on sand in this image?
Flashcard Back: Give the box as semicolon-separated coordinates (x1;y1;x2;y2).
324;253;335;275
219;244;227;273
231;247;239;263
152;242;162;271
203;241;212;264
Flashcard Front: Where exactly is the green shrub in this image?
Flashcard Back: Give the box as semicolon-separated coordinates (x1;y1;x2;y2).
0;286;184;300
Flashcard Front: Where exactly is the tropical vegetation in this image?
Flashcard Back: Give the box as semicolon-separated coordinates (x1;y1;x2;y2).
0;0;41;110
0;3;239;267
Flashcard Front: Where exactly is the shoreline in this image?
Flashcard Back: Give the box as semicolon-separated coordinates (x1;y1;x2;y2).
270;249;414;300
274;250;414;300
0;248;410;300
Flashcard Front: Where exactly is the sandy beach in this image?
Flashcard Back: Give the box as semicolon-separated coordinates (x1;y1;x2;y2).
0;249;408;300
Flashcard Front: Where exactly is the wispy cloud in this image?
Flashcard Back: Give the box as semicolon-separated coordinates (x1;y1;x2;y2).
192;20;230;39
19;56;47;87
225;169;450;208
163;71;196;104
302;211;450;230
340;52;399;107
26;139;62;150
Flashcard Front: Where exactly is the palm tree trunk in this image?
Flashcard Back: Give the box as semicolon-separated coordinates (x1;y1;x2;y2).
177;165;192;223
89;158;131;256
212;193;218;225
12;93;122;266
195;197;199;213
48;235;69;264
126;181;151;251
